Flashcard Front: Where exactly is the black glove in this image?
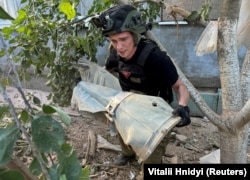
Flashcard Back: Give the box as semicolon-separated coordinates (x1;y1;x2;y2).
172;105;191;127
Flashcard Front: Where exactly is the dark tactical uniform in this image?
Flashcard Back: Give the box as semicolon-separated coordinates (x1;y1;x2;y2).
106;38;177;104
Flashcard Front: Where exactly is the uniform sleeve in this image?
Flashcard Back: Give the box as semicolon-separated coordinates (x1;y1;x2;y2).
105;48;119;71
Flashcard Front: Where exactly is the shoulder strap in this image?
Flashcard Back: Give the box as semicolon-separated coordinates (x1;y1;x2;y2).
137;40;158;66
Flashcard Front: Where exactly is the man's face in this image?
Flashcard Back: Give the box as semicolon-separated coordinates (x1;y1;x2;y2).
109;31;136;60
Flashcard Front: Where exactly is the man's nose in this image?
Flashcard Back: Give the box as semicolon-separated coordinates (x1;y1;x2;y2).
116;42;123;50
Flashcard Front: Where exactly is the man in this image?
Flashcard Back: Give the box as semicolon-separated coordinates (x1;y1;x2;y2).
92;4;191;166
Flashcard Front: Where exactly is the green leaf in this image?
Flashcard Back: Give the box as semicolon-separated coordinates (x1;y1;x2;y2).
29;151;49;176
29;157;42;176
0;125;19;165
42;104;56;114
200;4;212;21
0;105;10;120
48;165;60;180
1;26;14;38
0;49;6;58
60;143;73;155
13;9;27;24
0;7;14;20
186;11;200;22
60;174;67;180
17;26;25;33
18;110;29;123
43;105;71;126
31;115;65;153
32;96;41;106
81;165;90;180
59;1;76;20
0;168;24;180
0;77;11;87
58;144;82;180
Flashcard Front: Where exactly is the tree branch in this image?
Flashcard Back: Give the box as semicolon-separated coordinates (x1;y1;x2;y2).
234;98;250;128
241;47;250;103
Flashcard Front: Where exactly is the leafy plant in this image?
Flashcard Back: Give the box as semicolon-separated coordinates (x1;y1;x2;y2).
0;0;105;107
200;4;212;21
0;81;89;179
186;3;212;22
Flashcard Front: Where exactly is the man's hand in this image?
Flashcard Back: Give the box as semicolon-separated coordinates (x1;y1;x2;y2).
172;105;191;127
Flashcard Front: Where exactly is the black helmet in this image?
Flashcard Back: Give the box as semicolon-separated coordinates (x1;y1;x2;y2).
92;4;149;36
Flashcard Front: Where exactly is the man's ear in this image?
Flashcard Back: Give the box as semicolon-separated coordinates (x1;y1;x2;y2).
108;42;113;50
131;32;141;46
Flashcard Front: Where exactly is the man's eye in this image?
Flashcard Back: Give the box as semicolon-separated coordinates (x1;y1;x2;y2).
121;38;127;41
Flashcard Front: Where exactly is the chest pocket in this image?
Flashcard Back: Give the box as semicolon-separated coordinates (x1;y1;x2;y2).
118;40;157;91
118;62;146;91
119;59;146;83
116;40;173;103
